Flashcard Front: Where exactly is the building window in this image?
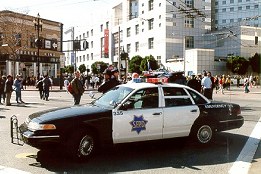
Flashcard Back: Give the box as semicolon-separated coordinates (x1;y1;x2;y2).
91;41;93;48
100;24;103;32
246;6;250;10
83;55;85;61
148;18;154;30
230;19;234;23
15;33;22;46
185;0;193;8
238;0;242;2
159;15;161;19
127;44;131;53
127;27;131;37
222;1;226;5
87;31;89;38
79;56;82;62
222;8;226;12
135;24;139;35
148;38;154;49
254;5;258;8
159;23;161;27
238;6;242;10
142;29;144;32
106;21;109;29
149;0;154;11
185;17;194;28
135;42;139;52
91;29;93;36
185;36;194;48
222;19;226;23
91;53;93;60
230;0;234;3
87;54;89;61
230;7;234;11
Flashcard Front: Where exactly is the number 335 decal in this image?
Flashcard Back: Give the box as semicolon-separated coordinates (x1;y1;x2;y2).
113;111;123;115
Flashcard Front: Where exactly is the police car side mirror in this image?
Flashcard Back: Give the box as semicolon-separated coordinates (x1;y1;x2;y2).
120;101;132;111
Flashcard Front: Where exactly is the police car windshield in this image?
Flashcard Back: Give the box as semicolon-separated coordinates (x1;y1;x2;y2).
93;86;133;109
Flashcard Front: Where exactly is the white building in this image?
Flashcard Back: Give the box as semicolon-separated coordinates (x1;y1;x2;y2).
64;0;260;76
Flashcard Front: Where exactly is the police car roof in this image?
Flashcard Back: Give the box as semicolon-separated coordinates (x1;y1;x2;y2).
120;82;188;90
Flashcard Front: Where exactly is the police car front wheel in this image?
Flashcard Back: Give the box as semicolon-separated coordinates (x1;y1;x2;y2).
67;131;96;160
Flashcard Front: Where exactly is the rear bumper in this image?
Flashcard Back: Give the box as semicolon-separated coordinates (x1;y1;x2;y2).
217;116;244;131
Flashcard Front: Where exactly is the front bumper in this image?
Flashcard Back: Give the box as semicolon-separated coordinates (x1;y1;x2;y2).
21;130;60;149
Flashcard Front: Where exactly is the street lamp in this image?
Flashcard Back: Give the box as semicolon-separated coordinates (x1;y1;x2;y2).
33;13;43;80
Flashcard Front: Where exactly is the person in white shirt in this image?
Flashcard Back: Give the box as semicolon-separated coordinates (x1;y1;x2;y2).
201;72;212;99
64;77;69;93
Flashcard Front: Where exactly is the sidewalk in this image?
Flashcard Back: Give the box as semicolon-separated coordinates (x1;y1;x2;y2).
22;85;98;92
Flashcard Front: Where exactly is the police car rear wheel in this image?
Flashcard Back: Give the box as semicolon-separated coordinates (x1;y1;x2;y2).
196;125;213;144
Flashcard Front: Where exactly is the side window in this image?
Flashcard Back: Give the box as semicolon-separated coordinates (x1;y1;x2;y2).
163;87;192;107
187;89;208;105
124;87;158;109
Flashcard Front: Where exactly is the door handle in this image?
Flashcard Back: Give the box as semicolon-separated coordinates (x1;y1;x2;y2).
153;112;162;115
190;109;197;112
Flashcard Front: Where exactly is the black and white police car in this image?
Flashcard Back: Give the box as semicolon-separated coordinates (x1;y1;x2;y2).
16;82;244;160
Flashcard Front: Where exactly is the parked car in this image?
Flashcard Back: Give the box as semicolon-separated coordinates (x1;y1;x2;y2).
15;81;244;160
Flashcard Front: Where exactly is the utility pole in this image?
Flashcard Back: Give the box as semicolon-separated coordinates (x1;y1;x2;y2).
118;25;121;79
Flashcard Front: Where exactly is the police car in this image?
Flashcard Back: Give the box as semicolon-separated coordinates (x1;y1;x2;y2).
16;82;244;160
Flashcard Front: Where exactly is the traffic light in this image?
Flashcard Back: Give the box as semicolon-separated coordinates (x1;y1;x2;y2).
73;40;81;50
35;38;43;48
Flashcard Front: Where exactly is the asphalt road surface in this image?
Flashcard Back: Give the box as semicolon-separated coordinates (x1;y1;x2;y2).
0;86;260;174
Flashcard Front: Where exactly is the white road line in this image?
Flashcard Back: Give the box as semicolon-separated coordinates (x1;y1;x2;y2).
229;116;261;174
0;165;31;174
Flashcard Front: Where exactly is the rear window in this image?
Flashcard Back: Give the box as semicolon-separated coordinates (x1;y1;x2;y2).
186;89;208;105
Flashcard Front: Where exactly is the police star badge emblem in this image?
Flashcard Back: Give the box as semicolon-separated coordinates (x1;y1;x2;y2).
129;115;148;134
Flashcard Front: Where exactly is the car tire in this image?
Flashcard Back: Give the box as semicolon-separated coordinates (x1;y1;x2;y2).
67;130;96;160
191;123;214;144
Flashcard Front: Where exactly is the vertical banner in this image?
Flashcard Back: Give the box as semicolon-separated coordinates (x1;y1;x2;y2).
71;53;75;65
104;29;109;57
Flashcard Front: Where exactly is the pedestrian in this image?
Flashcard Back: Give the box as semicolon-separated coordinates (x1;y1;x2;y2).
4;75;13;106
13;74;24;103
36;76;44;99
98;68;113;94
110;67;121;86
244;78;250;93
42;75;52;101
64;77;69;92
0;75;5;104
201;72;212;99
71;71;84;105
208;71;215;100
187;74;201;93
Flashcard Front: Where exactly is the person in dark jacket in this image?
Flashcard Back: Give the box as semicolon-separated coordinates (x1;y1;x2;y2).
98;68;120;94
0;75;5;104
71;71;84;105
42;75;51;101
187;74;201;93
36;77;44;99
4;75;13;106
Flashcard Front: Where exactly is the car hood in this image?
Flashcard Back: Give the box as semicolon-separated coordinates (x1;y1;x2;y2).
28;104;110;123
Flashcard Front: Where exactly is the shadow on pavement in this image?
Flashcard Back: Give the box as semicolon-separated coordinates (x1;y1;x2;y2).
28;132;259;173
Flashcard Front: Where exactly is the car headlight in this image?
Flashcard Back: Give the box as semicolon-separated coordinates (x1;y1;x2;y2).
28;121;56;131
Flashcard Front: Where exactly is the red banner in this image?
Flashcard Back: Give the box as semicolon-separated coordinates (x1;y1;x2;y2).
104;29;109;57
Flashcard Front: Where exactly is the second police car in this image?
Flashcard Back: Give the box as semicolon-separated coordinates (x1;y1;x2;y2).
17;82;244;160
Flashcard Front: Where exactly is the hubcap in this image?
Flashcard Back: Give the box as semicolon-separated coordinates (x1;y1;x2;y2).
78;135;94;157
197;125;212;143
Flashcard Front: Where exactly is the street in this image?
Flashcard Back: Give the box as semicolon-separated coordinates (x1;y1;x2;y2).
0;86;261;174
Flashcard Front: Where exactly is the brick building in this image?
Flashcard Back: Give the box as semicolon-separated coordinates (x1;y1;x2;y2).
0;10;63;80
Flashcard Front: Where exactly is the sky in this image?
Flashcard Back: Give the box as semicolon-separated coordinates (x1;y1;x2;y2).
0;0;118;30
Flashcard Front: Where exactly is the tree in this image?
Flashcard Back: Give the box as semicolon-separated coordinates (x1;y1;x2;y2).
249;53;261;74
91;61;107;75
64;65;74;74
140;55;159;72
78;64;86;74
226;56;249;75
128;55;143;74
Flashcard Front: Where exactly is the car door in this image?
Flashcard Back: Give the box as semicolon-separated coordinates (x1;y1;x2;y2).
162;87;199;139
113;87;163;144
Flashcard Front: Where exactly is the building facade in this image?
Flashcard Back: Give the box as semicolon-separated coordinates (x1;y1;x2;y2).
65;0;260;76
0;10;63;79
